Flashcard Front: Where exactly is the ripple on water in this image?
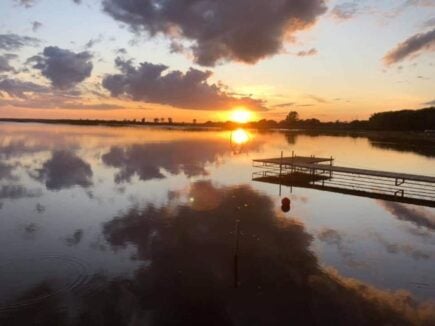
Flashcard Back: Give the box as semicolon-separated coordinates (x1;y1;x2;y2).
0;254;92;312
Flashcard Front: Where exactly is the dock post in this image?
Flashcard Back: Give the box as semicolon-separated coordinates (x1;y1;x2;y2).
279;151;283;196
329;156;333;178
233;219;240;288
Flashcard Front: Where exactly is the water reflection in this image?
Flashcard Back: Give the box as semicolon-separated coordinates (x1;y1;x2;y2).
2;182;435;325
0;123;435;325
35;150;93;190
102;140;230;183
230;128;250;155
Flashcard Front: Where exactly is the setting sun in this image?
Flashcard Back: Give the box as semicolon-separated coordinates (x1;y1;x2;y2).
230;109;252;124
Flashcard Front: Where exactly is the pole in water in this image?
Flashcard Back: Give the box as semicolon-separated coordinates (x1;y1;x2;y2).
233;219;240;288
279;151;283;196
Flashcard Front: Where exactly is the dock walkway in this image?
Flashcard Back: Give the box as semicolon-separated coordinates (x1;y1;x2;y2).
252;154;435;207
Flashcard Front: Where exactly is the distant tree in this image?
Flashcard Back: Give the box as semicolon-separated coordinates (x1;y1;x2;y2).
160;118;165;123
193;119;197;124
141;118;146;123
154;118;159;123
168;118;173;124
285;111;299;123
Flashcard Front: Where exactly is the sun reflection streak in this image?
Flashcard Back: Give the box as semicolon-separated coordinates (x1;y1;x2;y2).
231;128;250;145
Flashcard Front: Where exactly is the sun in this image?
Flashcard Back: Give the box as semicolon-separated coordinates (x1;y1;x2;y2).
230;108;252;124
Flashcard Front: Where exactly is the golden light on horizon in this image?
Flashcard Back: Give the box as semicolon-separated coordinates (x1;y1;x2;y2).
231;128;250;145
230;108;252;124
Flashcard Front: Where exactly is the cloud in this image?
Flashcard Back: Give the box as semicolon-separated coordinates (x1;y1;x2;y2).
307;94;327;103
32;21;43;32
331;2;360;20
85;34;104;49
102;0;327;66
0;33;40;51
296;48;318;56
102;57;267;111
422;17;435;28
383;28;435;65
273;102;295;108
0;54;18;73
0;77;126;110
0;77;50;98
424;99;435;105
29;46;93;89
36;150;93;190
13;0;37;8
403;0;435;8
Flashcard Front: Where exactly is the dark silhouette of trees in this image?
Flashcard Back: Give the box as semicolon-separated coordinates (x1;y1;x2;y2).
369;107;435;131
285;111;299;123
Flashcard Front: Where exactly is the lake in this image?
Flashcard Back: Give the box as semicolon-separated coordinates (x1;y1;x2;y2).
0;122;434;325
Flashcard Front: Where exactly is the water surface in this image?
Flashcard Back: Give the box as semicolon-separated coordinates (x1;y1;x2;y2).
0;123;434;325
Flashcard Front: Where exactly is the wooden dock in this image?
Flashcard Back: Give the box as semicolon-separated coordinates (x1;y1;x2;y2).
252;154;435;207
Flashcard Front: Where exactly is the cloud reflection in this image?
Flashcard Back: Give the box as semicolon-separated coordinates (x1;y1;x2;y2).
379;201;435;231
102;140;230;183
35;151;93;190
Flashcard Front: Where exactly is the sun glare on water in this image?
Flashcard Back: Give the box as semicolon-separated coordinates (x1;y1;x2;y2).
230;109;252;124
231;128;250;145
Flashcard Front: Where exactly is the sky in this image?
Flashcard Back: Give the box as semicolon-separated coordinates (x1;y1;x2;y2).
0;0;434;122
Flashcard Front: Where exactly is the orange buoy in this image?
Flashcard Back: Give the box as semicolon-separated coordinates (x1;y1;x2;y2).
281;197;291;206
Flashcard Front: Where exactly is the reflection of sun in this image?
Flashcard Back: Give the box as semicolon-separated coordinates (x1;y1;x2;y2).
230;109;252;124
231;128;250;145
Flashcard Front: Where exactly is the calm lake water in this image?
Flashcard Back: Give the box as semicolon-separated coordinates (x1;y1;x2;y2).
0;122;434;325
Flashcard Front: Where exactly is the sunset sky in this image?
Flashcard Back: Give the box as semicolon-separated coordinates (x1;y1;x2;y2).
0;0;434;122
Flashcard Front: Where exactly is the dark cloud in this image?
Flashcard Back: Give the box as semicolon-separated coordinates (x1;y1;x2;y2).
0;185;42;199
0;54;18;73
423;17;435;28
29;46;93;89
379;201;435;231
13;0;37;8
273;102;295;108
85;35;104;49
384;27;435;65
0;77;50;98
424;99;435;105
32;21;43;32
36;150;93;190
307;94;327;103
0;33;40;51
102;0;327;66
296;48;318;56
102;57;266;111
102;139;232;183
331;2;359;20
